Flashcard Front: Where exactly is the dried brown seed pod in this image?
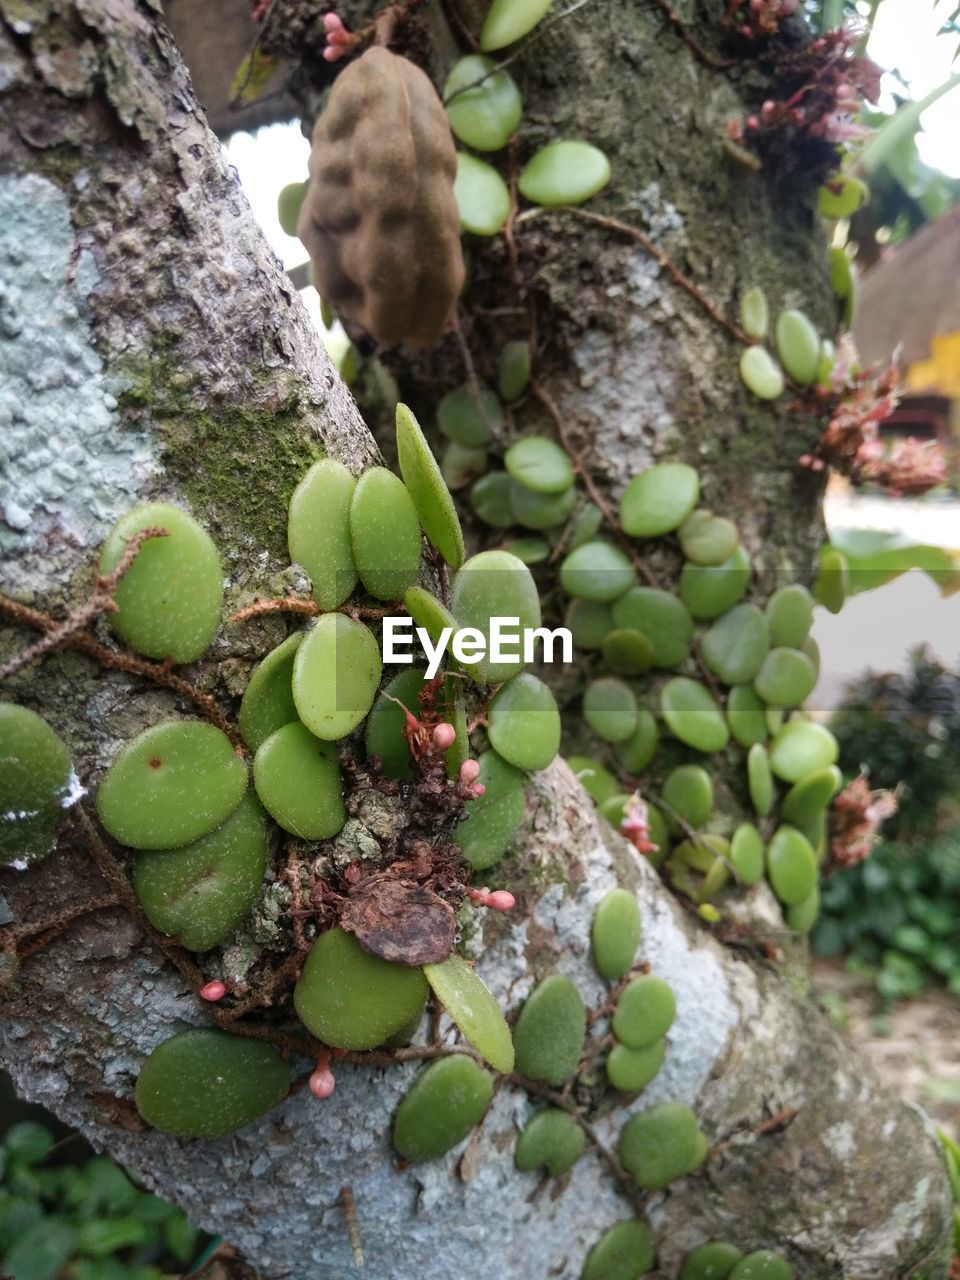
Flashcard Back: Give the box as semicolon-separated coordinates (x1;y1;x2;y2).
298;48;465;348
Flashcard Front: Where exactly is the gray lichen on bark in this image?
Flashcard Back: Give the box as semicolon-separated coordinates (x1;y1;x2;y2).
0;2;954;1278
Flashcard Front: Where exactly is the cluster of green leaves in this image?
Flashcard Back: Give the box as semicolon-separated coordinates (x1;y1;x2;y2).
815;650;960;1001
738;286;849;401
582;1216;794;1280
0;1121;198;1280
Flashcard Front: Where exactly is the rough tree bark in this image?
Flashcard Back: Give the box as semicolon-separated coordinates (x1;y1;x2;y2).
0;2;952;1278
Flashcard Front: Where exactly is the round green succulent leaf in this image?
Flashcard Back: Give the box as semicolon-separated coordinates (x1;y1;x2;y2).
513;974;586;1085
729;1252;793;1280
277;181;307;236
786;884;820;933
766;825;818;906
680;545;750;620
606;1038;665;1094
612;587;693;668
450;550;541;683
480;0;553;51
726;684;768;748
424;952;514;1072
739;346;784;400
584;678;638;743
764;584;813;648
701;604;769;686
619;1102;700;1189
0;704;73;867
365;668;428;781
518;140;611;207
287;460;358;611
253;721;344;840
497;340;532;401
592;888;641;980
456;750;525;869
662;764;713;829
568;503;604;550
393;1056;493;1161
775;309;820;385
679;509;739;566
403;588;459;646
97;721;247;851
510;479;577;530
565;598;615;650
560;541;637;602
515;1108;585;1177
440;383;503;449
753;647;816;708
442;441;488;491
729;822;764;887
566;756;620;804
747;743;775;817
739;286;768;340
813;547;850;615
444;55;522;151
601;628;655;676
504;536;550;564
582;1220;655;1280
505;436;574;495
132;792;268;951
768;721;838;783
681;1242;744;1280
619;463;700;538
471;472;515;527
100;503;223;663
781;765;842;829
294;927;428;1049
616;709;659;773
661;678;729;753
396;403;465;569
819;173;868;218
135;1029;288;1138
454;153;511;235
350;466;422;601
488;673;560;770
238;633;302;751
612;974;676;1049
292;614;382;741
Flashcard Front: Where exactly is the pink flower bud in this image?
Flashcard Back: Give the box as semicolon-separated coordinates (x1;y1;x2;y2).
471;782;486;798
485;890;516;911
746;115;760;130
323;11;346;32
322;46;344;61
199;980;226;1002
460;759;481;785
761;100;776;116
432;723;457;751
310;1067;336;1098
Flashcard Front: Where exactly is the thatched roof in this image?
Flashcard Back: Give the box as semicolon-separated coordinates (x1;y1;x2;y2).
856;203;960;370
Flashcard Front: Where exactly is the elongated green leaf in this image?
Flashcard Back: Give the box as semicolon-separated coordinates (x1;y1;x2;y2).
824;528;960;597
424;952;514;1072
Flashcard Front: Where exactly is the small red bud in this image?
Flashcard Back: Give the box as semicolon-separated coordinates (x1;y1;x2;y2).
199;980;226;1002
460;759;481;785
432;723;457;751
485;890;515;911
310;1067;336;1098
471;782;486;797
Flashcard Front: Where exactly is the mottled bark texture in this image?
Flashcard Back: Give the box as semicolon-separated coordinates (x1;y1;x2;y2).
0;3;952;1279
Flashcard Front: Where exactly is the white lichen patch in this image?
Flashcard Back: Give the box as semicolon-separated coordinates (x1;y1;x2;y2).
0;174;156;564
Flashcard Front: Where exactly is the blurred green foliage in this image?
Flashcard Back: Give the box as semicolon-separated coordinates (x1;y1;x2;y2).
815;649;960;1002
0;1119;200;1280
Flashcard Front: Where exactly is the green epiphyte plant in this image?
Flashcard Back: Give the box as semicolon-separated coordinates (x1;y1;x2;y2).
444;55;522;151
680;545;751;620
349;466;422;601
96;721;247;850
292;613;382;740
252;721;345;840
423;953;514;1072
396;404;466;570
392;1055;493;1161
449;549;540;682
365;667;430;780
287;459;358;610
781;766;841;833
510;480;577;530
727;685;768;748
739;346;785;400
592;888;641;980
619;463;700;538
404;587;459;644
768;721;838;783
277;180;307;236
774;309;820;386
442;439;488;490
660;678;729;753
818;173;868;219
606;1039;665;1094
584;677;638;744
561;541;637;602
730;822;765;887
739;286;768;340
681;1242;745;1280
662;764;713;829
729;1252;793;1280
505;435;574;495
513;974;586;1085
679;510;739;566
100;503;223;663
766;826;818;906
747;743;775;817
293;927;429;1050
612;588;692;667
700;604;769;686
582;1220;654;1280
611;974;675;1049
439;383;503;448
132;791;268;951
514;1108;585;1176
618;1101;705;1189
135;1029;289;1138
601;628;654;676
237;632;303;751
753;647;817;708
518;141;611;207
497;339;531;401
0;703;73;867
454;153;512;236
471;471;515;526
764;585;813;649
480;0;553;51
455;750;525;869
487;673;561;770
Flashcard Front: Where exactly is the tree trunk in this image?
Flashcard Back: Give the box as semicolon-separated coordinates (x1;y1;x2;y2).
0;3;951;1279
